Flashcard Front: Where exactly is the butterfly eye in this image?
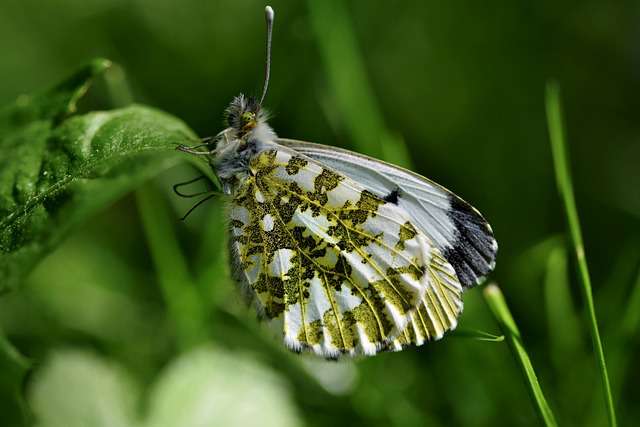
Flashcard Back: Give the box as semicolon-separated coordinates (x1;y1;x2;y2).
241;111;256;123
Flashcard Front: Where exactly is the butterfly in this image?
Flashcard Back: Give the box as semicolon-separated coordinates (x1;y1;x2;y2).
176;6;497;358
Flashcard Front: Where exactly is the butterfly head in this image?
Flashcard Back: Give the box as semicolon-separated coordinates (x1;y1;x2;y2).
224;94;263;137
210;93;275;191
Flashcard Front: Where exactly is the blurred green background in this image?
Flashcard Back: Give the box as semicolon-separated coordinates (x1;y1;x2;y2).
1;0;639;426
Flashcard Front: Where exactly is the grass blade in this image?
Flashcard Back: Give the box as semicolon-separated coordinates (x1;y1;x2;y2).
451;328;504;342
483;284;557;427
543;244;582;371
609;265;640;402
306;0;411;167
545;82;617;427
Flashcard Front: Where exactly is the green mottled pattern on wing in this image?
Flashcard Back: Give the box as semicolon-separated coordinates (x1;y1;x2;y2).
229;148;462;357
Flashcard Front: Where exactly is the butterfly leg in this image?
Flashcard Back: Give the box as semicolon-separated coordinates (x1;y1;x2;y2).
176;128;235;155
173;175;222;220
176;145;216;155
179;193;219;220
173;175;212;198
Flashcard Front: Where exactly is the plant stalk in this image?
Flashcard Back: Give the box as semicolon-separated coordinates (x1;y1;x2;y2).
483;284;557;427
136;185;207;350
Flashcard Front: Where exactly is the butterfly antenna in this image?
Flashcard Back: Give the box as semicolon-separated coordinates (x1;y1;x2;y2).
259;5;275;106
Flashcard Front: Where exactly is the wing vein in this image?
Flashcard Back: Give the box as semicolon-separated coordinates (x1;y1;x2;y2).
320;270;349;350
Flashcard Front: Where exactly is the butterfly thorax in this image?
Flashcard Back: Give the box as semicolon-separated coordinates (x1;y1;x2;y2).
212;94;277;194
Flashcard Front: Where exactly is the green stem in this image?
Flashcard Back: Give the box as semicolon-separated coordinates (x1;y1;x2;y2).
545;82;617;427
0;326;32;425
0;328;30;372
483;284;557;427
136;185;207;350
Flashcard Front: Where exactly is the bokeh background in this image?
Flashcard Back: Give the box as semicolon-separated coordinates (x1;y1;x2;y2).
1;0;639;426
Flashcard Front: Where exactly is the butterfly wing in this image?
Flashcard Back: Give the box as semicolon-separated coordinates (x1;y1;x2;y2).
276;139;498;289
228;144;463;357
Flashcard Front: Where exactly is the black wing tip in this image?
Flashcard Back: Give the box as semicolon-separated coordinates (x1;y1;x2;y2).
444;195;498;289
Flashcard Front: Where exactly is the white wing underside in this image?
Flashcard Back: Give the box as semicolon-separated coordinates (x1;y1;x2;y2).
227;144;465;357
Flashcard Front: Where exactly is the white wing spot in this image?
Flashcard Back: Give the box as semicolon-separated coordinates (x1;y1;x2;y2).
261;213;275;231
306;274;332;323
269;248;295;278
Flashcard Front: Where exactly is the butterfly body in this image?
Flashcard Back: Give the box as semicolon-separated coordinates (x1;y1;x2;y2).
178;6;496;358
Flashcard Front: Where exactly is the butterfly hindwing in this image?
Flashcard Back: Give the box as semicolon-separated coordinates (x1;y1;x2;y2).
228;145;463;357
276;139;498;289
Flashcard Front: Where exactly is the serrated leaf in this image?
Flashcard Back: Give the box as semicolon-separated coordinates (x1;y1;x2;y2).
0;61;198;292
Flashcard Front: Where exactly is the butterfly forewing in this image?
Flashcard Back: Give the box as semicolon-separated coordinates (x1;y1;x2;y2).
228;146;463;357
276;139;498;288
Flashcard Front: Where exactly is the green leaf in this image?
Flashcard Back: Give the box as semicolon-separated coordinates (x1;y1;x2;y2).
0;58;111;131
145;346;302;427
0;61;197;292
27;346;302;427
